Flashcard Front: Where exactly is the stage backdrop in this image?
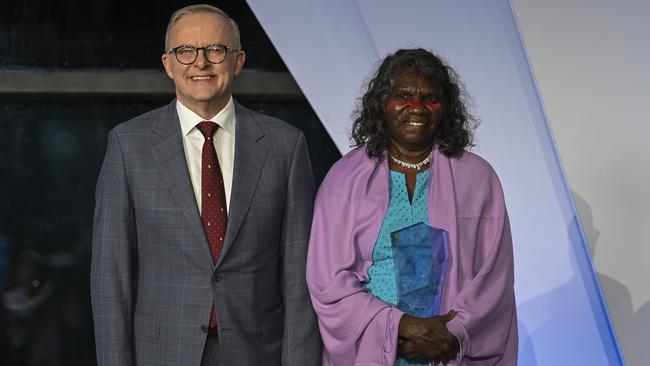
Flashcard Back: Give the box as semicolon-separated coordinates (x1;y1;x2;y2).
246;0;624;365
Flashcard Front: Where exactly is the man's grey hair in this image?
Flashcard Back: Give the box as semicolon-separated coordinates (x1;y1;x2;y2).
164;4;241;51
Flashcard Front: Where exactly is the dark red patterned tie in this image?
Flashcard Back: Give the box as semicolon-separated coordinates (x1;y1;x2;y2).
197;121;227;328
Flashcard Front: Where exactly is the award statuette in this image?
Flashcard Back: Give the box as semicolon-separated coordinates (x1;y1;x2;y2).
390;222;449;317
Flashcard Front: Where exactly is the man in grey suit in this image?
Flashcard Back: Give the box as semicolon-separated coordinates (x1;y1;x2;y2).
91;4;321;366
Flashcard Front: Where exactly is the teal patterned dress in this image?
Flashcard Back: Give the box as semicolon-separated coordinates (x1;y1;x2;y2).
365;170;430;366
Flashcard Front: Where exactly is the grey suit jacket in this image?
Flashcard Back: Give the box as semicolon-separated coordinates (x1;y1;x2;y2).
91;100;321;366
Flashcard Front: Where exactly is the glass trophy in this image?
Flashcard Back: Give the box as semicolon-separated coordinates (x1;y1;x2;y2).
390;222;448;317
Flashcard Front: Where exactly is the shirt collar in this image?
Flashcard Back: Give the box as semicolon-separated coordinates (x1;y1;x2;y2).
177;97;236;136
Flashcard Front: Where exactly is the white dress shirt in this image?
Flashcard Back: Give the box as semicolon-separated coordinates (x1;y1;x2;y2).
177;97;235;213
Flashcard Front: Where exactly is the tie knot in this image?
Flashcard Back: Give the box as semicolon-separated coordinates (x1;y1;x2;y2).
197;121;218;139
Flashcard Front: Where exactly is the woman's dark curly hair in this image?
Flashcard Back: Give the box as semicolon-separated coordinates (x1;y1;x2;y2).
351;48;477;159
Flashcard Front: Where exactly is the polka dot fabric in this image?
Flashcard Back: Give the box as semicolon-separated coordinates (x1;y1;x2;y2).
197;121;228;328
365;170;430;366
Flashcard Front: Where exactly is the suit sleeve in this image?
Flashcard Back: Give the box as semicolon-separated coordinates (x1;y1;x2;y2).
91;130;136;366
280;132;322;365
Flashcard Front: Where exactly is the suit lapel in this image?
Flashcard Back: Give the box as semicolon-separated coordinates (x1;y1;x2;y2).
217;102;267;267
150;101;214;266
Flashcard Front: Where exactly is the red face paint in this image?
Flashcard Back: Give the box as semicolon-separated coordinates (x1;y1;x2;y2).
384;100;441;112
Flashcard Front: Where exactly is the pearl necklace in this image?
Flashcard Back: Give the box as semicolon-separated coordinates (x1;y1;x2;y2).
388;151;432;170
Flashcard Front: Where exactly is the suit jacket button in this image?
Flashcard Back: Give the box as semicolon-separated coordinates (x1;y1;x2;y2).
200;325;209;333
214;273;222;282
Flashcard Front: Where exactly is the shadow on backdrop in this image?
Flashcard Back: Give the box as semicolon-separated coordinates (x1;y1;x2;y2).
517;192;623;365
573;192;649;365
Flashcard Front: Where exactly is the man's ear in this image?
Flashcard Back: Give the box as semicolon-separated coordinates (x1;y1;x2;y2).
162;53;174;80
234;50;246;76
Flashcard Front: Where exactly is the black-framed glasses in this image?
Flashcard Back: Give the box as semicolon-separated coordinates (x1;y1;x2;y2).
166;43;239;65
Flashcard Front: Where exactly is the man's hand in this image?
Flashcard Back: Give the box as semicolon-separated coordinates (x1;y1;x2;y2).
397;310;459;364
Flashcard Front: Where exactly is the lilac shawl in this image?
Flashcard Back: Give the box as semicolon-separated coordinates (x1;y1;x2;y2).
306;147;517;365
